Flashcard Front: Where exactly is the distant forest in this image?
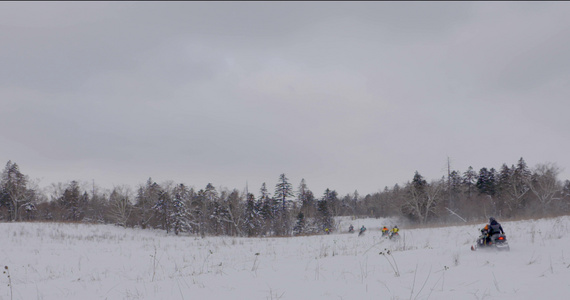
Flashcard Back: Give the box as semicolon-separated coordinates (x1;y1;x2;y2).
1;158;569;237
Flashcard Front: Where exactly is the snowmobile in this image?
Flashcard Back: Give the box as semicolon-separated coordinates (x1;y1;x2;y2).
348;225;354;233
389;232;400;241
471;231;510;251
358;227;367;236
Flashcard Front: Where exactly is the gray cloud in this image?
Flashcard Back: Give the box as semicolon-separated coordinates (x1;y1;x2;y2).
1;2;570;196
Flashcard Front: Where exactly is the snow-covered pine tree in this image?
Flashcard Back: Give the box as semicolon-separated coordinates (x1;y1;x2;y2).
191;188;207;237
352;190;359;215
135;178;161;229
448;170;463;209
243;193;262;237
462;166;478;198
257;183;278;235
297;178;308;211
274;173;293;212
476;167;496;196
317;189;334;232
59;180;84;222
297;179;316;219
1;161;31;221
152;189;171;233
171;183;192;235
274;174;294;235
293;211;306;236
204;183;225;235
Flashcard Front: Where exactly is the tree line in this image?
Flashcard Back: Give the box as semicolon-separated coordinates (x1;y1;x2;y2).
1;158;569;236
361;158;570;223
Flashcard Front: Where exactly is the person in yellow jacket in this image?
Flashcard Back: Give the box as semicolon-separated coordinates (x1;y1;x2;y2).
390;226;399;239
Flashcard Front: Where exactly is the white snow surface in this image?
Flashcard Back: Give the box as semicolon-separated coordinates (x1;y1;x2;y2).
2;216;570;300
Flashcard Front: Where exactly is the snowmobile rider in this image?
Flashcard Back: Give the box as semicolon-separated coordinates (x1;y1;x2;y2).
486;217;504;244
391;226;399;234
381;226;389;236
349;224;354;233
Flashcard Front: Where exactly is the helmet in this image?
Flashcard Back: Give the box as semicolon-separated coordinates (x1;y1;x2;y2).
489;217;496;223
394;225;398;228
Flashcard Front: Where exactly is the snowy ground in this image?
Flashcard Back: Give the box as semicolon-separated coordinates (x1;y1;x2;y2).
2;216;570;300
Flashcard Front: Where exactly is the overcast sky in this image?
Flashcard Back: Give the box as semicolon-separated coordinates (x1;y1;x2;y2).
1;2;570;197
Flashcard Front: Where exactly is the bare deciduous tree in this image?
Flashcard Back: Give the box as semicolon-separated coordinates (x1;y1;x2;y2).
108;185;133;227
527;163;563;215
402;172;444;224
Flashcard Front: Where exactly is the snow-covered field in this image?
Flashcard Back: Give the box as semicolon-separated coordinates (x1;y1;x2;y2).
2;216;570;300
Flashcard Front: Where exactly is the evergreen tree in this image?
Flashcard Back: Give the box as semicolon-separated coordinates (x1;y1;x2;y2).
257;183;273;235
202;183;220;234
204;183;218;203
298;180;315;219
476;167;496;196
59;181;84;222
495;164;513;214
171;184;191;235
1;161;31;221
293;211;306;235
412;171;427;192
152;189;171;233
135;178;161;229
327;189;340;216
243;193;261;237
515;157;532;179
462;166;477;198
497;164;513;194
317;189;334;232
84;184;108;224
447;170;463;209
352;190;359;215
274;173;293;212
297;179;309;212
274;174;294;236
191;189;208;237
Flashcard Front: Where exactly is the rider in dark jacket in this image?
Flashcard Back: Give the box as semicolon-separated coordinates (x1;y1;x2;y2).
487;217;504;244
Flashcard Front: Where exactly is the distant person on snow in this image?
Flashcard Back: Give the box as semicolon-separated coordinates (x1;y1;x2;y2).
348;224;354;233
381;226;389;236
359;225;367;236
